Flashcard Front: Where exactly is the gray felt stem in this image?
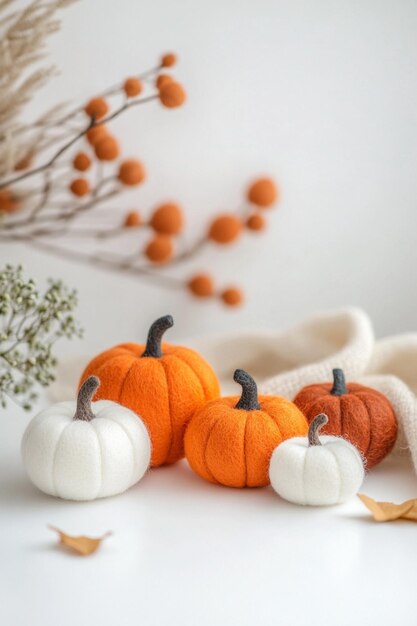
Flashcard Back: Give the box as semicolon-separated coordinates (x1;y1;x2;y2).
73;376;100;421
142;315;174;358
234;369;261;410
308;413;329;446
330;368;347;396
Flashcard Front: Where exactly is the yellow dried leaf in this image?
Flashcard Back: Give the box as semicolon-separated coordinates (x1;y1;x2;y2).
358;494;417;522
49;525;112;556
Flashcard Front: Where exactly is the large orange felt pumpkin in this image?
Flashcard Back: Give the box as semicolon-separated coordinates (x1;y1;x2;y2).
293;368;397;469
79;315;220;467
184;369;308;488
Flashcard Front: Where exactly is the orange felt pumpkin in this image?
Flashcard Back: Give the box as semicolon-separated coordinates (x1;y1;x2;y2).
79;315;220;467
293;368;397;469
184;369;308;488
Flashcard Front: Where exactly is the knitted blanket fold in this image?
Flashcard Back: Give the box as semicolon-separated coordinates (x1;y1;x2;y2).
191;307;375;397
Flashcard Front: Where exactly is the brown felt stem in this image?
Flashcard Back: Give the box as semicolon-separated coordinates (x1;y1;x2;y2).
234;369;260;410
73;376;100;421
308;413;329;446
141;315;174;358
330;368;347;396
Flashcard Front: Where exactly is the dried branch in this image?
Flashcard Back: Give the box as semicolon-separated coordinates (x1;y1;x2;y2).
0;94;159;190
0;36;278;306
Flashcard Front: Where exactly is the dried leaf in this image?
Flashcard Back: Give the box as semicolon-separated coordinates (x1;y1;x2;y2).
48;525;112;556
358;494;417;522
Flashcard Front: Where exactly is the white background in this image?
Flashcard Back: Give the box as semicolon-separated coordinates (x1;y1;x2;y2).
3;0;417;350
2;2;417;625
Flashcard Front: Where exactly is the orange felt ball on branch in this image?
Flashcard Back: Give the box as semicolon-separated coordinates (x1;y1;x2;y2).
247;177;278;208
86;125;108;146
0;189;20;213
69;178;90;197
161;52;177;67
124;211;141;227
94;135;120;161
188;273;215;298
208;214;242;244
78;315;220;467
221;287;243;307
118;159;146;186
184;369;308;487
159;82;186;108
150;203;183;235
156;74;173;90
73;152;91;172
123;77;143;97
145;235;174;263
84;98;109;120
246;213;266;231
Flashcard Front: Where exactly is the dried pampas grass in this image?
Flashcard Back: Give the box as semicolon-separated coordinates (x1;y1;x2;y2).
0;0;76;175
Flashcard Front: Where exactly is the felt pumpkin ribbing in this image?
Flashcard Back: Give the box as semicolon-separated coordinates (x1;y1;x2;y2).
269;413;364;506
184;369;308;488
79;315;220;467
293;368;397;469
22;376;151;501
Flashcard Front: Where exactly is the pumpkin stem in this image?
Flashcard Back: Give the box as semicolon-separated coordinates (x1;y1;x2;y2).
234;369;261;410
141;315;174;358
308;413;329;446
74;376;100;422
330;368;347;396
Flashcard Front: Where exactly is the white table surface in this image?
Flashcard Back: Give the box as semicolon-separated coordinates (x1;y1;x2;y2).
2;404;416;626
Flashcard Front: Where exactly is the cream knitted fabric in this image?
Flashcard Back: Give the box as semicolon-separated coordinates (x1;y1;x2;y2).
191;307;375;397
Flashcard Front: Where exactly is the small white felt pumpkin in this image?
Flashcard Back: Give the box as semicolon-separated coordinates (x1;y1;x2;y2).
269;413;364;506
22;376;151;501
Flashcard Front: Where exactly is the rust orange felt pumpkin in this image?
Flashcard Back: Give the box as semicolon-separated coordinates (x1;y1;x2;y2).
293;368;397;469
79;315;220;467
184;369;308;488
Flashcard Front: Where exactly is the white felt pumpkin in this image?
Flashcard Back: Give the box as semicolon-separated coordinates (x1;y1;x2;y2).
269;413;364;506
22;376;151;501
